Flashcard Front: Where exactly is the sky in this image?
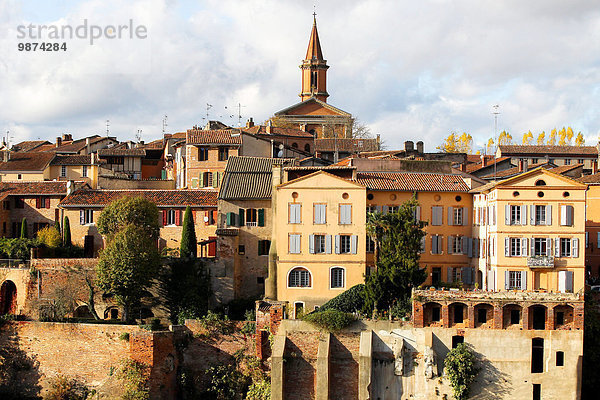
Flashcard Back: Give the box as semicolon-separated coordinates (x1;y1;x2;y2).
1;0;600;153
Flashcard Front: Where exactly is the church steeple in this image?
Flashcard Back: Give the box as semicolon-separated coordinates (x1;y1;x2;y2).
300;15;329;102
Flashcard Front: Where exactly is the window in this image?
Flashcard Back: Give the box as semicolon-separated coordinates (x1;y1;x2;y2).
304;144;310;153
556;351;564;367
556;311;565;325
533;384;541;400
560;205;574;226
452;236;463;254
431;235;443;254
452;335;464;348
366;236;375;253
238;245;245;255
535;205;546;225
289;234;301;254
431;206;443;226
314;204;326;224
82;165;88;177
312;234;326;254
510;238;521;257
166;209;177;225
203;172;213;187
17;174;21;180
510;309;520;325
531;338;544;373
388;205;399;214
80;209;94;225
507;271;522;290
533;238;548;256
198;147;209;161
339;204;352;224
453;207;463;225
565;158;571;165
560;238;571;257
218;147;229;161
330;267;344;288
61;165;67;177
288;267;311;288
258;240;270;256
578;159;584;164
289;204;301;224
339;235;351;254
510;205;521;225
366;205;376;214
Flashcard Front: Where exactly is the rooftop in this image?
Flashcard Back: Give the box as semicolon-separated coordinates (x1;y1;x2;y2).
60;189;218;208
50;155;93;166
97;148;146;157
498;145;598;156
0;152;55;172
186;129;242;146
315;138;379;152
356;171;471;192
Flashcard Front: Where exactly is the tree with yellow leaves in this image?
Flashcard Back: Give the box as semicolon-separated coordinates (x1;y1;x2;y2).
548;129;557;145
537;132;545;145
575;132;585;146
522;131;534;145
437;132;473;153
486;138;495;154
498;131;513;145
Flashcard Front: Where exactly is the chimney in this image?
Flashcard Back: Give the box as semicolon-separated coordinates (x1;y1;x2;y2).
376;134;381;150
2;150;9;162
416;141;424;154
404;141;414;152
86;138;91;154
301;124;307;132
56;137;62;148
90;153;96;165
594;160;598;175
62;133;72;141
481;154;487;167
266;120;272;134
246;118;254;128
518;159;524;172
66;180;74;195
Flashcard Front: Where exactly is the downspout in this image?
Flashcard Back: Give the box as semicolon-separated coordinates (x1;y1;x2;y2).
265;164;282;300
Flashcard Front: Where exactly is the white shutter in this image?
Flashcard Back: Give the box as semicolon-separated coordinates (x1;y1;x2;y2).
521;205;527;225
309;234;315;254
572;238;579;257
325;235;332;254
546;238;552;256
505;271;510;290
520;271;527;290
555;238;560;257
521;238;528;257
546;205;552;225
531;238;536;256
487;269;495;291
448;207;454;226
558;270;566;293
415;206;421;221
463;207;468;226
530;205;536;225
560;205;568;226
505;205;511;225
505;237;510;257
335;235;341;254
351;235;358;254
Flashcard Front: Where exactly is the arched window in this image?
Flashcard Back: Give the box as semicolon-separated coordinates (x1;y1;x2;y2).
535;179;546;186
330;267;345;288
288;267;311;288
304;144;311;153
292;142;298;149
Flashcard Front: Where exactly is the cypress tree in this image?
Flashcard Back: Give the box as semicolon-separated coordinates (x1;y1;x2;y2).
180;206;197;258
63;216;72;247
54;219;61;235
20;218;28;239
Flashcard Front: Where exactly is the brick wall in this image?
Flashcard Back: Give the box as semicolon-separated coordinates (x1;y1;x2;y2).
283;332;319;400
329;333;360;399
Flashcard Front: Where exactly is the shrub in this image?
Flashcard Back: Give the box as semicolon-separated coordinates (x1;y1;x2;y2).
318;284;365;313
119;332;130;341
240;322;255;335
302;310;356;332
37;226;62;248
20;218;28;239
0;237;35;259
203;364;249;400
116;359;149;400
444;343;478;400
246;380;270;400
180;206;197;258
44;375;90;400
198;311;234;336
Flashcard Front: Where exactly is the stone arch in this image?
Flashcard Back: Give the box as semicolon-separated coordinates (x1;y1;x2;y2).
304;144;311;153
0;280;17;315
529;305;548;330
73;305;94;319
502;303;522;329
473;303;493;328
423;302;442;327
553;304;575;330
449;302;467;327
104;306;120;320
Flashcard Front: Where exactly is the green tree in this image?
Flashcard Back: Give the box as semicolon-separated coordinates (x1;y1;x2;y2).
363;198;427;316
97;224;160;322
97;196;160;240
54;219;61;235
20;218;27;239
162;258;211;324
444;343;478;400
63;216;71;247
180;206;197;258
36;226;62;248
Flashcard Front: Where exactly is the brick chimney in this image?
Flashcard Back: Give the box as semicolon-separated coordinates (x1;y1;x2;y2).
56;137;62;148
481;154;487;167
518;159;524;172
246;118;254;128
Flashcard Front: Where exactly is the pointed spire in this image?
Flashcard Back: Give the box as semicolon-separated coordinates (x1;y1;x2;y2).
305;15;324;61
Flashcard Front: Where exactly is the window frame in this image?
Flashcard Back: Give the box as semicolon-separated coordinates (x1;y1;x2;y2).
339;234;352;254
533;238;547;256
289;203;302;224
60;165;67;177
314;203;327;224
288;267;312;288
330;266;345;289
507;271;522;290
560;238;571;257
453;207;463;225
313;234;326;254
535;205;546;225
510;237;521;257
339;204;352;225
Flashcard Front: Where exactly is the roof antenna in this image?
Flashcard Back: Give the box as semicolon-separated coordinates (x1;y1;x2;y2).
106;119;110;137
135;129;142;143
206;103;213;122
492;104;500;180
162;115;168;134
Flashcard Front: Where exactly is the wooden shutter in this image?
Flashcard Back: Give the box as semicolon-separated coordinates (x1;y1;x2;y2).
176;210;182;226
462;267;473;285
597;232;600;249
199;172;203;188
505;271;510;290
467;238;473;257
572;238;579;257
463;207;468;226
546;238;552;256
567;205;573;226
325;235;332;254
448;207;454;226
521;205;527;225
505;205;511;225
558;270;566;293
487;269;495;290
212;210;218;225
309;234;315;254
351;235;358;254
530;205;536;225
520;271;527;290
447;236;453;254
415;206;421;221
213;172;219;188
432;235;438;254
438;236;443;254
546;205;552;225
226;212;233;226
208;236;217;257
239;208;245;226
36;197;41;209
460;236;467;254
335;235;341;254
79;210;85;225
521;238;528;257
505;237;510;257
45;198;50;208
531;238;536;256
566;271;574;292
447;267;453;283
258;209;265;226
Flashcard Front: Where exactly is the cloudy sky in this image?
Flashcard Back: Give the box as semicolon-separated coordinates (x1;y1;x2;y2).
1;0;600;152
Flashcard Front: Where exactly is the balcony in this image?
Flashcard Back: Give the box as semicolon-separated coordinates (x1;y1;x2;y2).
527;256;555;269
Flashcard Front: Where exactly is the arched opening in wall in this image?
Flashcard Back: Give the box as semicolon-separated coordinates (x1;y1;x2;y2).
0;280;17;315
474;303;493;328
104;306;120;320
292;142;298;149
529;305;547;330
449;302;467;327
73;305;93;319
304;144;311;153
134;307;154;320
423;302;442;327
553;305;574;329
502;304;522;329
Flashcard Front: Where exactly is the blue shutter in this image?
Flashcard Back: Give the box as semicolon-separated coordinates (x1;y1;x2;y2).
325;235;332;254
351;235;358;254
309;235;315;254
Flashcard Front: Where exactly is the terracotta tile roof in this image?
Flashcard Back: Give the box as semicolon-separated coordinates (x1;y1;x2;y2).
0;181;69;197
244;125;314;138
465;157;511;173
219;156;295;200
97;148;146;157
59;189;218;208
186;129;242;145
50;155;92;165
466;154;493;164
356;172;470;192
13;140;51;152
577;173;600;184
315;138;379;152
550;163;583;174
481;162;549;179
498;145;598;156
0;152;55;171
141;139;165;150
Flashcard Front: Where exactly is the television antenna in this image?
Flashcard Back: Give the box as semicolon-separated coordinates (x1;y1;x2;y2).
492;104;500;179
225;103;246;127
135;129;142;143
106;119;110;137
162;115;168;134
206;103;213;121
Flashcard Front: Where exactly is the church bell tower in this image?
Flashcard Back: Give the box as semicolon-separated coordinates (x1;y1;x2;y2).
300;15;329;102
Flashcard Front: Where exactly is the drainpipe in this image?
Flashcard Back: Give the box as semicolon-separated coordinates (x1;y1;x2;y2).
265;164;282;300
